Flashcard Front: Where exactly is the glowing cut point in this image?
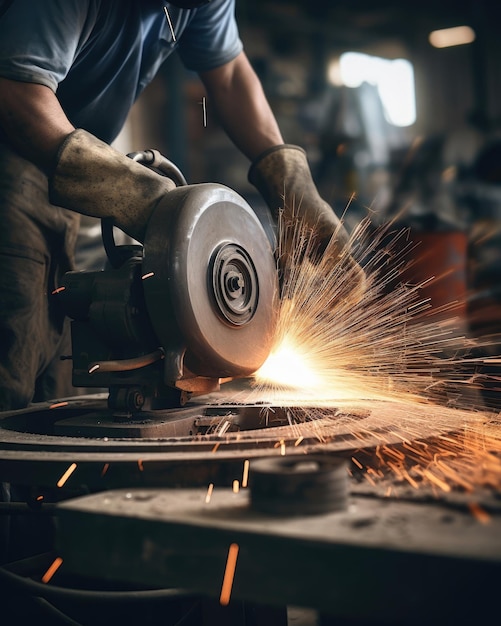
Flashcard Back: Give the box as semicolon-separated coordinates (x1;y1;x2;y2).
255;339;322;390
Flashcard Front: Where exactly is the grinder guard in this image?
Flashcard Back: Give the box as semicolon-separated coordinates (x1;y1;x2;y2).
143;184;277;378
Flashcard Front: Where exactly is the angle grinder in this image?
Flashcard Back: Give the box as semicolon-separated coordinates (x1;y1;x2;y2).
57;151;278;410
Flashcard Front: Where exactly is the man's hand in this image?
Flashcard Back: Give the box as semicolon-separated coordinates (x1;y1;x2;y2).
249;144;348;254
49;129;177;242
249;144;366;299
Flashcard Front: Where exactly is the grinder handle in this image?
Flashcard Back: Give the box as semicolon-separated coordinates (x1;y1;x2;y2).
127;149;188;186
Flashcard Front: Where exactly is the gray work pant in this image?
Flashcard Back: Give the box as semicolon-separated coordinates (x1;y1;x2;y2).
0;143;80;411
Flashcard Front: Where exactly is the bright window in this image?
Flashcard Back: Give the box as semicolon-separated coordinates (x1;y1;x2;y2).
330;52;416;128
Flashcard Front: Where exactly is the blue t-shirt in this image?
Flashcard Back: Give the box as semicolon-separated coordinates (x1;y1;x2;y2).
0;0;242;142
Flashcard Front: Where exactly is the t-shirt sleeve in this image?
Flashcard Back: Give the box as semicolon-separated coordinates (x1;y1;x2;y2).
177;0;243;73
0;0;97;91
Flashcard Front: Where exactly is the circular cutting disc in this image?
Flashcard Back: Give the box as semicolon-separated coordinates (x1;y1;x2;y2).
142;183;278;378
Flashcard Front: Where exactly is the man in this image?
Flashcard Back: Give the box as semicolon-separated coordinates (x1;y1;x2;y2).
0;0;353;411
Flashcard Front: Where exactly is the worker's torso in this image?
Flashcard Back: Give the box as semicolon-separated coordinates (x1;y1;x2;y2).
0;0;241;142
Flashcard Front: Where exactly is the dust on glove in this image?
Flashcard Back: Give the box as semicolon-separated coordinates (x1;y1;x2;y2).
49;129;176;242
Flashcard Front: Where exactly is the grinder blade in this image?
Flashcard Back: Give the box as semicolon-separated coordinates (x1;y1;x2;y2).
142;183;278;380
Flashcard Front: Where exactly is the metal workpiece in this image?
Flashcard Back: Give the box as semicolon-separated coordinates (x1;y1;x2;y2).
0;394;474;489
55;486;501;625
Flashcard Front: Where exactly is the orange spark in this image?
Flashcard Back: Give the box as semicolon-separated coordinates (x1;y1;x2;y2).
217;420;231;437
41;557;63;583
383;445;405;461
101;463;110;477
421;469;451;493
242;460;250;488
49;401;68;409
205;483;214;504
220;543;239;606
51;286;66;295
468;502;491;525
213;208;501;496
351;456;363;470
363;473;377;487
232;480;240;494
401;468;419;489
274;439;287;455
435;460;473;492
57;463;77;488
387;461;404;481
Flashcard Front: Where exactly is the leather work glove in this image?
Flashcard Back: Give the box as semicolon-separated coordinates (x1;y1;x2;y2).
249;144;366;296
49;129;176;242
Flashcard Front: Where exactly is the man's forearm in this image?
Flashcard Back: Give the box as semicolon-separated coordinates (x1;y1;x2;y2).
199;52;284;162
0;77;74;173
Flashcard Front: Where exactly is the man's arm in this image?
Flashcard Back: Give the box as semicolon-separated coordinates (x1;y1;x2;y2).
199;51;284;161
0;77;175;242
200;51;365;297
0;77;74;173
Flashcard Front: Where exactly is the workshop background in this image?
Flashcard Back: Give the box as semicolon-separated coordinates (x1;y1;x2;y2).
107;0;501;367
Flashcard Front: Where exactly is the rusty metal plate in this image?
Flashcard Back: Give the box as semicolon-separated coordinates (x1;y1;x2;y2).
0;390;480;490
56;486;501;624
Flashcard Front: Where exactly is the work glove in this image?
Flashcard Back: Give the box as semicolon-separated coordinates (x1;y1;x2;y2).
249;144;365;296
49;129;176;242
